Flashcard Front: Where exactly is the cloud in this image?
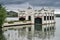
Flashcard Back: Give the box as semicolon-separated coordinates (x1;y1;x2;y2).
28;0;60;7
1;0;60;7
0;0;29;4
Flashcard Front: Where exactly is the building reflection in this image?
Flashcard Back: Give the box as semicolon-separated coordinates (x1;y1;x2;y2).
34;24;55;40
3;24;56;40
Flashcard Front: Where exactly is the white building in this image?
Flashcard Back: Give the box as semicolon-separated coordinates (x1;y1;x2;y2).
18;7;55;25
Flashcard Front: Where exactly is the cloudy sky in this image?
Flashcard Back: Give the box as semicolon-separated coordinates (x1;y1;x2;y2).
0;0;60;7
0;0;60;14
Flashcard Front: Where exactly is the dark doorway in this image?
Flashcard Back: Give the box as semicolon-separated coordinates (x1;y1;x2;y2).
35;18;42;24
19;17;25;21
28;16;31;21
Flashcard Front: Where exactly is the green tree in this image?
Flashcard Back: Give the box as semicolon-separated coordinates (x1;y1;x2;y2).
0;4;7;40
0;4;6;30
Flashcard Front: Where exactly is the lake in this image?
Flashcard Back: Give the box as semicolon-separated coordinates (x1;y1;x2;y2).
1;17;60;40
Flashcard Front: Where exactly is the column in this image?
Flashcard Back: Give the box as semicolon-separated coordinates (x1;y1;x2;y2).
26;15;28;20
54;14;55;23
42;14;44;24
49;13;50;23
46;13;47;24
31;15;34;24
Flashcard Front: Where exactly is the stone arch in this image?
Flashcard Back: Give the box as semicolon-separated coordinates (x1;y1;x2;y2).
19;17;25;21
35;17;42;24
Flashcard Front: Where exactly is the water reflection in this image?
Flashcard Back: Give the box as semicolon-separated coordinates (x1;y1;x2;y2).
3;24;55;40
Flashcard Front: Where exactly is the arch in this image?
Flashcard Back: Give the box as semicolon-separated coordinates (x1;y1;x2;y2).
28;16;31;21
19;17;25;21
35;17;42;24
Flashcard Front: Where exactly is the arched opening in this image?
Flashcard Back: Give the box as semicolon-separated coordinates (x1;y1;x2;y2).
28;16;31;21
35;17;42;24
19;17;25;21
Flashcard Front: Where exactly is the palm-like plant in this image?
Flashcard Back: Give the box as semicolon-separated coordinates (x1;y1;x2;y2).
0;4;6;31
0;4;7;40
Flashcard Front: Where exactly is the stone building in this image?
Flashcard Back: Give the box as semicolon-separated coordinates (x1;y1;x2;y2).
18;7;55;24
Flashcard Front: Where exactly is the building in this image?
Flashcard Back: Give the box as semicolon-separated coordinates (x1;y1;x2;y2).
18;7;55;25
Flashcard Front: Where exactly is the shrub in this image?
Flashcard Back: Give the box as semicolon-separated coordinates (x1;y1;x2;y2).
8;21;14;24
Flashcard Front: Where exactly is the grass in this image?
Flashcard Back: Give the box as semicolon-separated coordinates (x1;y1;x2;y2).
8;21;14;24
4;20;30;24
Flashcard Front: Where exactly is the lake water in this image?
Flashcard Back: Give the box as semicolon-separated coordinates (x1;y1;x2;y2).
1;17;60;40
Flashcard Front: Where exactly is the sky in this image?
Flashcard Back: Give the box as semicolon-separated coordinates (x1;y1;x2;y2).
0;0;60;7
0;0;60;14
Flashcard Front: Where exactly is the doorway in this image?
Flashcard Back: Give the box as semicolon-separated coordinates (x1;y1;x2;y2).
35;17;42;24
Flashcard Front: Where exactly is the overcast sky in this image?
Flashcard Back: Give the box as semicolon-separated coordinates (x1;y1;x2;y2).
0;0;60;14
0;0;60;7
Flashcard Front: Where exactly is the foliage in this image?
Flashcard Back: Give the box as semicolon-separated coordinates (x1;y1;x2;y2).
8;21;14;24
0;4;7;27
0;4;7;40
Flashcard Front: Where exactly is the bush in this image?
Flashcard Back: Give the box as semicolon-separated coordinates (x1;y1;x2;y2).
8;21;14;24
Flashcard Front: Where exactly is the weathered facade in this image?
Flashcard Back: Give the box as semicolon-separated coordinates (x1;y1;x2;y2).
18;7;55;24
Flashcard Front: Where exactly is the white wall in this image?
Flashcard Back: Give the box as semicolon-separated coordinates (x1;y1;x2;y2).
6;17;19;21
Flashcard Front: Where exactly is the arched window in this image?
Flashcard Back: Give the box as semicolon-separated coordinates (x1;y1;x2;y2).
47;16;49;20
50;16;51;20
28;16;31;21
44;16;46;20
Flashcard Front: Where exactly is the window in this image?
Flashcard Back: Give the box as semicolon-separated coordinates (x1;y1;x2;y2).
50;16;51;20
47;16;49;20
28;16;31;21
44;16;46;20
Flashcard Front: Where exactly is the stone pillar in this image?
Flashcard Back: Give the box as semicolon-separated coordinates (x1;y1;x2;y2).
54;14;55;23
26;15;28;20
49;13;50;23
46;13;47;24
42;15;44;24
31;15;34;24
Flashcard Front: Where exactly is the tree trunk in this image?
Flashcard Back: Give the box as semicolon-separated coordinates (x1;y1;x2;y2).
0;27;2;33
0;26;2;32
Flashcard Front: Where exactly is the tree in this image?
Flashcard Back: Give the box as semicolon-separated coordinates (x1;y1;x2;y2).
0;4;7;40
0;4;7;30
